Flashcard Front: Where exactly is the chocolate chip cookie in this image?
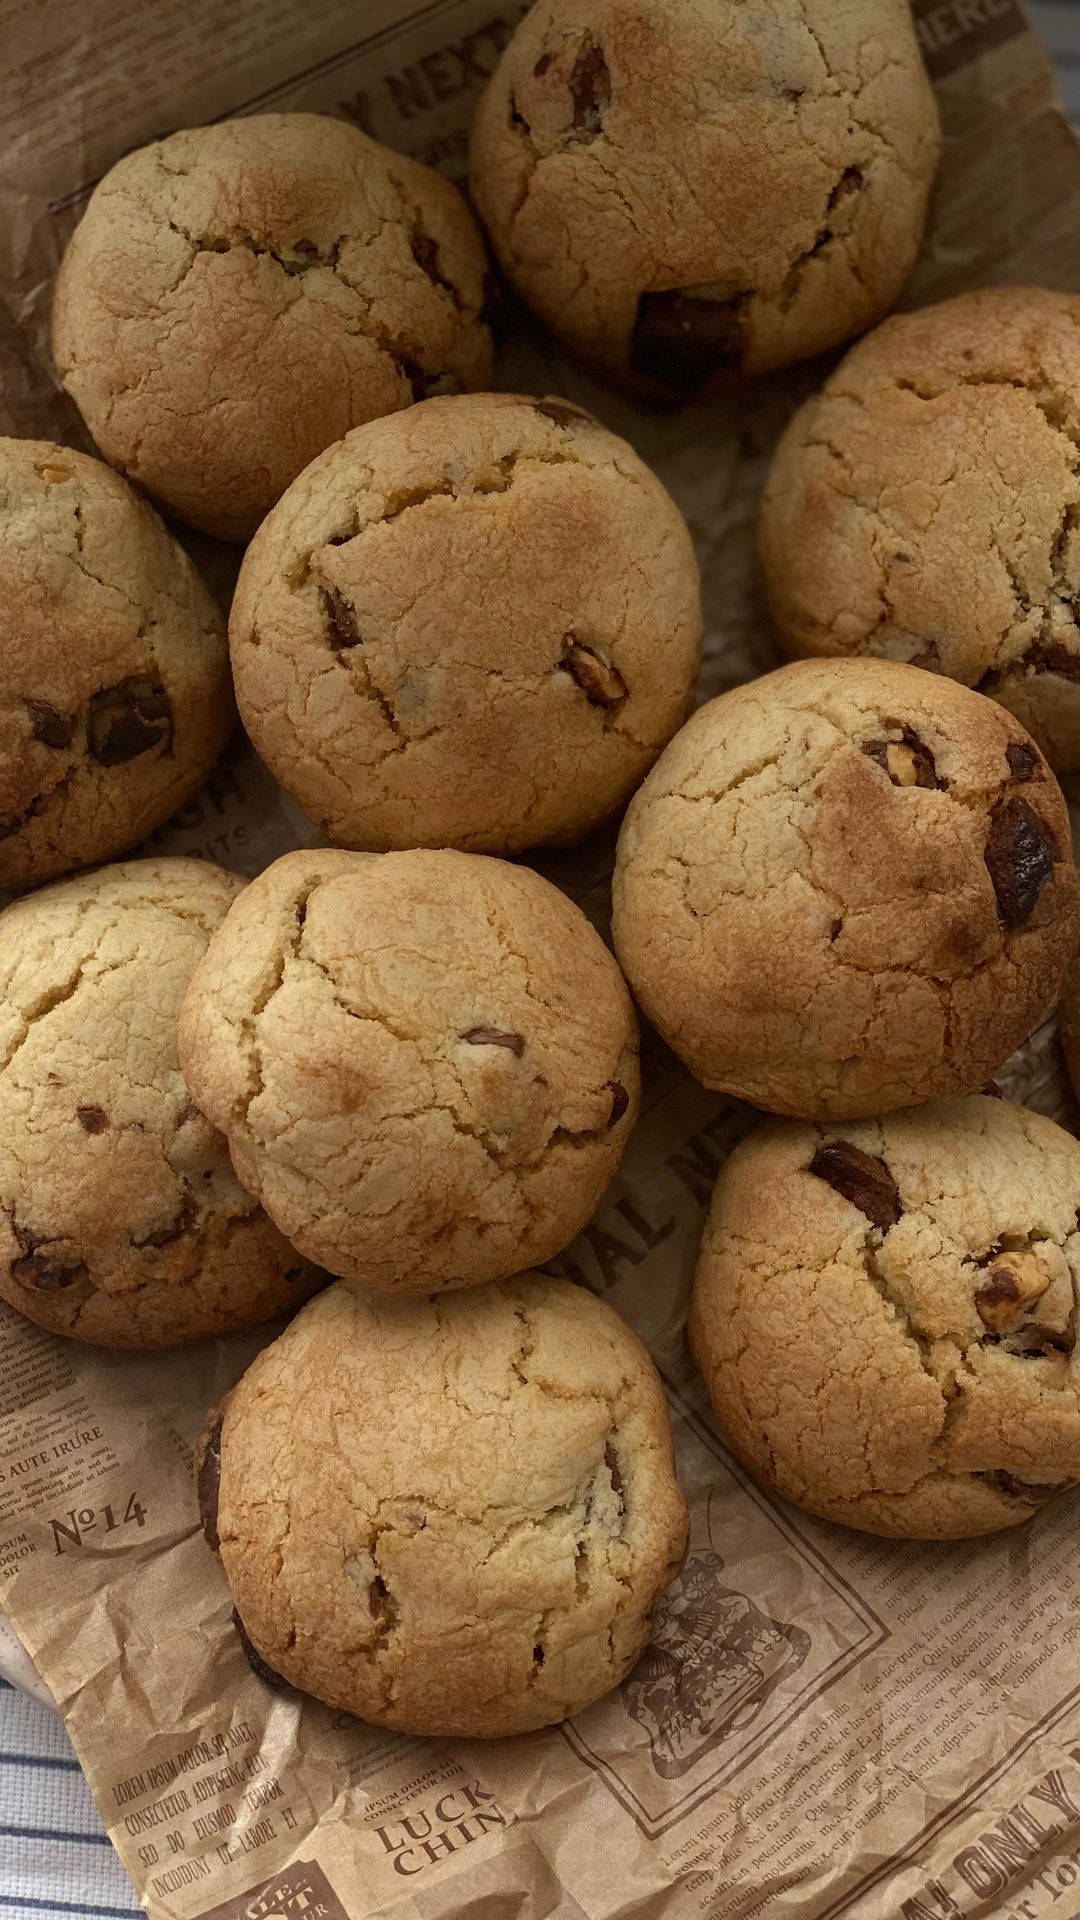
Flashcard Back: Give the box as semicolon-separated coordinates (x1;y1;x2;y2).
469;0;939;393
52;114;493;541
691;1095;1080;1537
761;288;1080;770
228;391;701;853
0;439;232;889
612;658;1080;1119
179;847;639;1289
196;1274;687;1734
0;859;322;1347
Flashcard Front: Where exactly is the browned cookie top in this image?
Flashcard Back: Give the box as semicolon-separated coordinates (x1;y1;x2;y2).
198;1275;687;1735
179;846;640;1291
0;440;232;889
691;1096;1080;1537
760;287;1080;771
469;0;939;390
0;859;321;1348
613;658;1080;1119
52;114;494;540
228;391;701;855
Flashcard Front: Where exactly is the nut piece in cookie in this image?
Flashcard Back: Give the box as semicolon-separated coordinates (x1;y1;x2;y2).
227;392;701;855
0;859;323;1348
690;1095;1080;1538
200;1276;688;1735
760;287;1080;771
52;114;494;541
613;657;1080;1120
0;439;233;889
469;0;939;392
178;847;640;1292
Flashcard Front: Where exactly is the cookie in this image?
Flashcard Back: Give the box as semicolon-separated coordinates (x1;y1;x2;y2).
690;1095;1080;1537
0;860;322;1348
0;439;232;889
469;0;939;394
197;1274;687;1734
179;847;639;1289
760;288;1080;770
612;658;1080;1119
228;391;701;853
52;114;494;541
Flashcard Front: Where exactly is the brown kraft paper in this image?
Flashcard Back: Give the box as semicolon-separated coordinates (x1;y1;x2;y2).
3;2;1080;1916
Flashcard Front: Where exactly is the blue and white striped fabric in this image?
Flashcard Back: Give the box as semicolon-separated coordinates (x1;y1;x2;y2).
2;7;1079;1918
0;1677;139;1919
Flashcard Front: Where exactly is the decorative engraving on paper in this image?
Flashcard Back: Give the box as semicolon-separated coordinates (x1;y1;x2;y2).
621;1550;811;1779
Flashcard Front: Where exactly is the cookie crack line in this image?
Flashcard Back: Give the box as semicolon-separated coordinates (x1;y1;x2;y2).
153;215;469;408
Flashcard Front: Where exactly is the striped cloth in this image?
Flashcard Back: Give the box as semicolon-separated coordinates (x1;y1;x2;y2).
0;1677;139;1918
2;6;1079;1915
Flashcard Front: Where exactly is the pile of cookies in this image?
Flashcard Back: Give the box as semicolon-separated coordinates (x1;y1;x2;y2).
4;0;1080;1741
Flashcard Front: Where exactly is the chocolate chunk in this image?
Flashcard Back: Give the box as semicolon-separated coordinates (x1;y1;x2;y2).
1006;741;1038;782
995;1471;1074;1502
975;1251;1050;1334
984;795;1058;927
561;639;627;709
0;791;47;840
808;1141;901;1231
463;1027;525;1056
606;1080;630;1127
197;1414;223;1551
605;1441;623;1496
631;288;749;389
861;727;940;790
322;587;362;650
410;229;458;304
76;1104;108;1134
981;1081;1004;1098
535;398;586;428
87;678;172;766
402;362;463;403
568;36;610;138
232;1610;289;1689
12;1250;89;1289
26;699;74;748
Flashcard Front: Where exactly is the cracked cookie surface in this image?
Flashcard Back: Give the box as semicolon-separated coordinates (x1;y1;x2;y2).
197;1273;688;1735
178;847;640;1289
52;114;494;541
0;859;322;1348
0;439;232;888
690;1095;1080;1537
228;391;701;852
612;658;1080;1119
761;288;1080;770
468;0;939;393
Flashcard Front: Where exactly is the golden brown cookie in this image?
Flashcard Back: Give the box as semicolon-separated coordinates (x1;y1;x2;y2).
0;859;322;1347
228;391;701;852
760;288;1080;769
469;0;939;393
196;1274;688;1734
612;658;1080;1119
690;1096;1080;1537
179;847;639;1289
52;114;494;541
0;439;231;889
